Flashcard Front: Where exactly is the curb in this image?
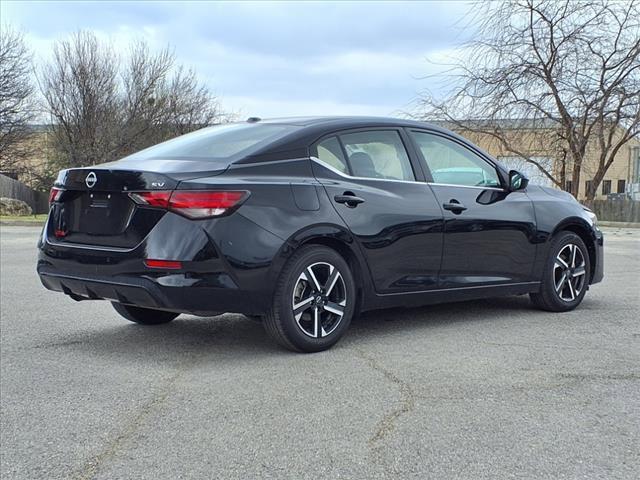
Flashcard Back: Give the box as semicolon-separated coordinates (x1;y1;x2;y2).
0;220;45;227
598;221;640;229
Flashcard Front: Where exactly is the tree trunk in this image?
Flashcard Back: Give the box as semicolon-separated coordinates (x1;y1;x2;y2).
558;153;567;191
570;154;582;198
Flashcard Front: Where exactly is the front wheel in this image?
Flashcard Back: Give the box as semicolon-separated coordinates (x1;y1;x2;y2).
530;232;591;312
263;245;356;353
111;302;179;325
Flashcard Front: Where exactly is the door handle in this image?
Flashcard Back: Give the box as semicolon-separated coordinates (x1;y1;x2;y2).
334;193;365;207
442;200;467;213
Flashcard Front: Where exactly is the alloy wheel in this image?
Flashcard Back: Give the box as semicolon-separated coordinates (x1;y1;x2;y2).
292;262;347;338
554;243;587;302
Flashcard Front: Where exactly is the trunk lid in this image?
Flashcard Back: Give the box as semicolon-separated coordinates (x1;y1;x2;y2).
48;162;226;249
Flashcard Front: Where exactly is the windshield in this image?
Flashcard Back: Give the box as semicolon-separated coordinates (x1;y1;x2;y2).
123;123;298;162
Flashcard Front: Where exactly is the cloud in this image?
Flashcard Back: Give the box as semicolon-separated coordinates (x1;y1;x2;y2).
1;0;474;117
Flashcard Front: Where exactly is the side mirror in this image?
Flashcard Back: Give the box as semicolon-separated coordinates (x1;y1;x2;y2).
508;170;529;191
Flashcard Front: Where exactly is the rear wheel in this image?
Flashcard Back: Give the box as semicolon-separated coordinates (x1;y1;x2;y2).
111;302;179;325
530;232;590;312
263;245;356;352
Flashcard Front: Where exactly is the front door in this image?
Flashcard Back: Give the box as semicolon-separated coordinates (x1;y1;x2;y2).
408;130;537;288
310;129;443;294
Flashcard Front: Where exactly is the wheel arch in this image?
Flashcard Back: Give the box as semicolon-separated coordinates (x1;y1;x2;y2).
550;218;597;282
268;224;372;314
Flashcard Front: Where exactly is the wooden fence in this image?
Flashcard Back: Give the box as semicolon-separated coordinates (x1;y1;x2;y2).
0;174;49;214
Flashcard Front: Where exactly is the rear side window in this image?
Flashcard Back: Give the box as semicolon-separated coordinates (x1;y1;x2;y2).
123;123;298;162
339;130;415;181
313;136;349;174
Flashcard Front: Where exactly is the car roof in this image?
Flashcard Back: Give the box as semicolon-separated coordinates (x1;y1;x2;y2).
257;115;440;129
235;116;460;163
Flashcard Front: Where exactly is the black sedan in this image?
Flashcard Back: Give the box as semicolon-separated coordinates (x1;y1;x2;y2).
38;117;604;352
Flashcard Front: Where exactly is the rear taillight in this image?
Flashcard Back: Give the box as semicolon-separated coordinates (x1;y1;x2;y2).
49;187;63;204
168;191;248;219
128;191;172;208
129;190;248;219
144;259;182;270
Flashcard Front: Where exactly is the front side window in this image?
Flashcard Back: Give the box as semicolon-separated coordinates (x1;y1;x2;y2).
410;131;501;188
339;130;415;181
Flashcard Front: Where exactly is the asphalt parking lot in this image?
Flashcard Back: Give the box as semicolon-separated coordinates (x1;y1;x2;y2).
1;225;638;480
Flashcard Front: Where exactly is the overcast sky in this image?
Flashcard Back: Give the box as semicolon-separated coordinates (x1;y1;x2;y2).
2;0;475;118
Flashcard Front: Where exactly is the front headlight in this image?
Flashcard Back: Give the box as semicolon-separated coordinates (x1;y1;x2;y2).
584;208;598;226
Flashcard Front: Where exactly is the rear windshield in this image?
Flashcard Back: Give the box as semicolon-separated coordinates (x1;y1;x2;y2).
123;123;298;162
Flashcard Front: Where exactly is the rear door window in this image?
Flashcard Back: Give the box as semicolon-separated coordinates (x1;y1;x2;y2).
338;130;415;181
312;136;350;174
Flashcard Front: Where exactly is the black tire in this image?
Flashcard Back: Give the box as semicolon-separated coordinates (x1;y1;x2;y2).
111;302;179;325
263;245;356;353
530;231;591;312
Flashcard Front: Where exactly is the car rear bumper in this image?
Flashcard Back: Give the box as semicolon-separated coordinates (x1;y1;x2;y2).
37;268;266;315
37;211;284;316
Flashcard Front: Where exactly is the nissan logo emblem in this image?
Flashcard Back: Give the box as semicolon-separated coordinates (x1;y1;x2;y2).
85;171;97;189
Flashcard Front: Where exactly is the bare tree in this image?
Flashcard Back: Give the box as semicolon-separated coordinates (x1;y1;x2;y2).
165;66;221;136
40;31;223;171
117;40;174;156
418;0;640;200
0;27;36;175
118;43;221;155
40;31;120;168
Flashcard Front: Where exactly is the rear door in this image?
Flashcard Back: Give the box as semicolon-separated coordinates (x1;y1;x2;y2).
311;129;443;294
408;129;537;288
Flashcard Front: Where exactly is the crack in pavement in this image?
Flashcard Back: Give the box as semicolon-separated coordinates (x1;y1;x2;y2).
475;340;628;353
557;372;640;382
70;355;197;480
354;348;415;447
